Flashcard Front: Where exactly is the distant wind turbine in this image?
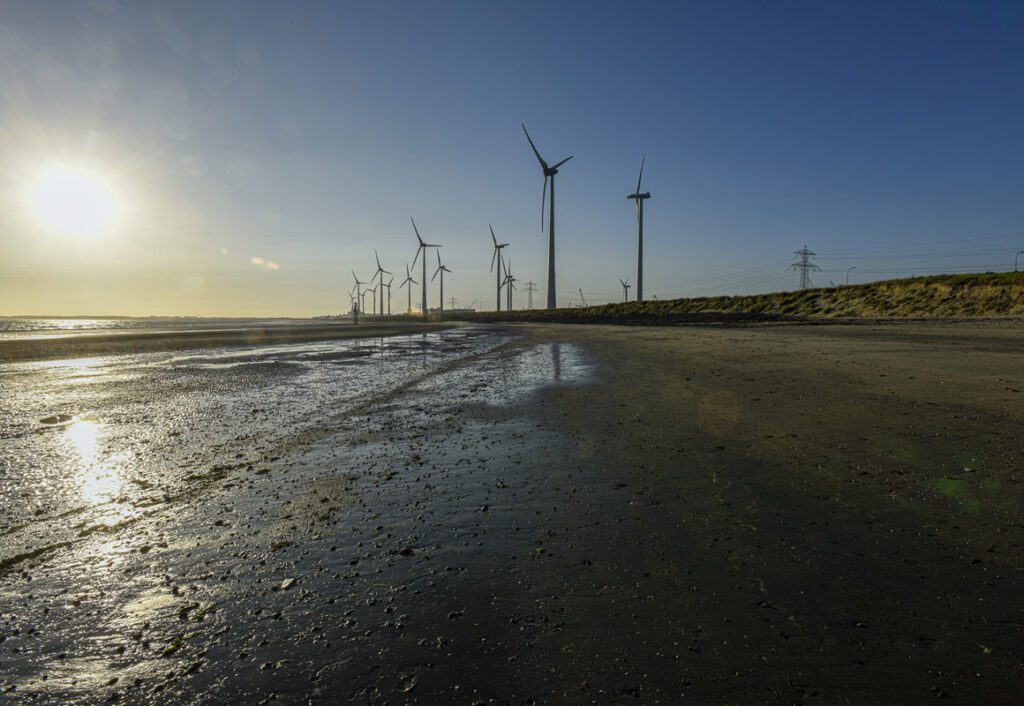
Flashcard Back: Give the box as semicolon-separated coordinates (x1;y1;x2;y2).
627;155;651;301
351;270;367;318
489;224;509;311
410;218;441;316
620;278;631;302
399;264;418;314
373;250;392;317
522;123;572;309
384;276;394;315
432;250;452;317
578;288;587;307
366;282;378;315
503;260;517;310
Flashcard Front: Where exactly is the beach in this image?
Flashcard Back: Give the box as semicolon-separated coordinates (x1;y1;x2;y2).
2;320;1023;703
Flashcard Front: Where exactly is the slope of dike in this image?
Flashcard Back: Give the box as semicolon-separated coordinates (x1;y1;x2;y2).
452;272;1024;323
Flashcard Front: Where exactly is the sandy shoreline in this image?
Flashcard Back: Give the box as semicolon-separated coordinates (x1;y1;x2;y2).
2;321;1023;703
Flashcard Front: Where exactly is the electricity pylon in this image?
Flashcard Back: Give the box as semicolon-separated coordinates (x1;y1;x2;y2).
790;245;821;290
524;281;538;310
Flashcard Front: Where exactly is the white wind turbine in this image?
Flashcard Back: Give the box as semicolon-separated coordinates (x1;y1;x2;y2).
627;155;651;301
503;259;517;311
373;250;392;316
489;224;509;312
383;276;394;315
522;124;572;309
410;217;441;316
399;263;418;314
620;278;631;302
365;282;378;315
432;250;452;316
351;270;367;316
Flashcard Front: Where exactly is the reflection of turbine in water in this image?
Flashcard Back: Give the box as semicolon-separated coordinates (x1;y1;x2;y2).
551;343;561;381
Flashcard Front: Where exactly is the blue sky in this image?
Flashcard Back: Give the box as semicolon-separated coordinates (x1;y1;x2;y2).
1;1;1023;315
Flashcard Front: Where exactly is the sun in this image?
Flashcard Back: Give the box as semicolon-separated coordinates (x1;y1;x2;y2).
32;165;115;235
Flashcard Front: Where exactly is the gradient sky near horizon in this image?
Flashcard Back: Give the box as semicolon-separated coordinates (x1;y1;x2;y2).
2;1;1024;317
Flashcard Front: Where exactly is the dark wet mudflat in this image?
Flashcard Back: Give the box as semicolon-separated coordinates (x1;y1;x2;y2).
2;321;1024;703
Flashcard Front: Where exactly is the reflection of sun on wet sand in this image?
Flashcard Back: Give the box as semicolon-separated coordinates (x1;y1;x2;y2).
2;320;1024;703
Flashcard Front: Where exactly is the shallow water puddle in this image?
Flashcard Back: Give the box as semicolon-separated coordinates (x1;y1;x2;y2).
411;341;594;407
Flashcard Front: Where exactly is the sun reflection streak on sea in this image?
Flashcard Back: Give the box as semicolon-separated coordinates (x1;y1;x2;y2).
65;420;132;525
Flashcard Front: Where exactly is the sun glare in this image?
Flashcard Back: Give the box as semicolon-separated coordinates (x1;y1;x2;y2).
32;165;115;235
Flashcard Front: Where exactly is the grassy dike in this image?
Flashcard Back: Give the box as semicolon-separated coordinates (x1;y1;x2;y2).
443;272;1024;323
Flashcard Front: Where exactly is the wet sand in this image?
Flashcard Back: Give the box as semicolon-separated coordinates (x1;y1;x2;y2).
2;321;1023;703
0;322;451;363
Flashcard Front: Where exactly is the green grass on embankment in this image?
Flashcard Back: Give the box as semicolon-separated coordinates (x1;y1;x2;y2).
441;272;1024;324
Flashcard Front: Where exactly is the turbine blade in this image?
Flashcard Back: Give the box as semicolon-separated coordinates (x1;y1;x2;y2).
490;248;497;272
636;154;646;194
375;250;382;269
552;155;573;170
541;174;548;232
411;246;420;269
490;223;497;246
410;217;424;245
521;123;548;170
432;265;440;281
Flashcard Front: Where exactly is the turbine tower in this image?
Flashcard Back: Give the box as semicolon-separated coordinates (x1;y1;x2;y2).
522;123;572;309
432;250;452;316
620;278;631;302
373;250;392;317
410;217;441;316
399;264;418;315
489;224;509;311
627;155;651;301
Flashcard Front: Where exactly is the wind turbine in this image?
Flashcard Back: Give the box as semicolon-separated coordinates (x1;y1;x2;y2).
383;276;394;315
432;250;452;316
399;263;418;315
627;155;651;301
489;224;509;311
522;123;572;309
620;278;631;302
410;217;441;316
351;271;366;317
503;260;517;311
578;289;587;307
366;282;378;315
373;250;392;317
